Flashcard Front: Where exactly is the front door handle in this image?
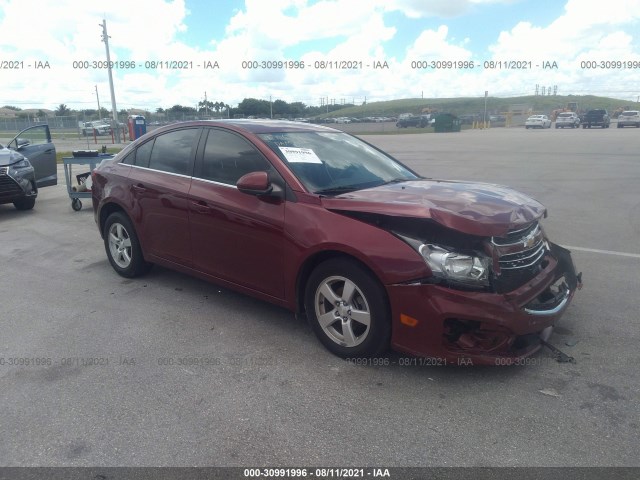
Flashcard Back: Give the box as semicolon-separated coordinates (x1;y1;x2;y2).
132;184;146;193
191;201;211;213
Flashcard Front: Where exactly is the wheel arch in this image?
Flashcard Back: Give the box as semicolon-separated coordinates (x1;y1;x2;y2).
98;201;128;238
294;249;387;318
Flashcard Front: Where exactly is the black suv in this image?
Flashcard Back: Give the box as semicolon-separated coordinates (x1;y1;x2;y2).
396;114;431;128
0;125;57;210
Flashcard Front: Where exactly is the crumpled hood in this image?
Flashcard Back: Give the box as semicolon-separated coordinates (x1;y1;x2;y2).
0;148;26;167
321;179;546;236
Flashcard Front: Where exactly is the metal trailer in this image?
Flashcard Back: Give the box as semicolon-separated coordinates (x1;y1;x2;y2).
63;153;113;211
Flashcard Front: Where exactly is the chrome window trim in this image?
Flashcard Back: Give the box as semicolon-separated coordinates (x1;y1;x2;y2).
128;164;192;180
191;176;238;189
127;164;239;189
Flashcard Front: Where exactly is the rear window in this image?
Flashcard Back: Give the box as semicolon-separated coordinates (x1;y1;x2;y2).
621;111;639;116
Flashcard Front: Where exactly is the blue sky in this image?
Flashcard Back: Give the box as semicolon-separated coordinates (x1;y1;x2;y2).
0;0;639;110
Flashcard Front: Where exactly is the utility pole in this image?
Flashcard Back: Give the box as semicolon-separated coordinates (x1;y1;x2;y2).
483;90;488;128
270;95;273;119
95;85;101;120
100;19;120;142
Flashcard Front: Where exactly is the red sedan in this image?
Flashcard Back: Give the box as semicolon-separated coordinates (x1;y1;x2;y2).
92;120;581;365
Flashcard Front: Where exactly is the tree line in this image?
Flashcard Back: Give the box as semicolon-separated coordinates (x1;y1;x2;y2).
3;98;354;120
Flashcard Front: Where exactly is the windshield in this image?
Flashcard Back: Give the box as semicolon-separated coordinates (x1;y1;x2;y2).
258;131;419;194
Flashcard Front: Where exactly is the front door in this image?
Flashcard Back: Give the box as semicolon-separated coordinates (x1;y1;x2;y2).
188;128;286;299
8;125;57;187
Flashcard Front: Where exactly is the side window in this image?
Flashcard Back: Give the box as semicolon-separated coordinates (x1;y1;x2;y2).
11;125;50;149
148;128;199;175
119;151;134;165
134;139;154;168
198;129;271;185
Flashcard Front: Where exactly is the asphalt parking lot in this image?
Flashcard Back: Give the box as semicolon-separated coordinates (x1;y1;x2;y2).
0;126;638;467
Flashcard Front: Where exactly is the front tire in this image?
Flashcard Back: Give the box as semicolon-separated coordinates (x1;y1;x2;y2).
13;196;35;210
103;211;152;278
305;258;390;358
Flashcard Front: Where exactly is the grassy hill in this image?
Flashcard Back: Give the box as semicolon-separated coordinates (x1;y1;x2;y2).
319;95;638;118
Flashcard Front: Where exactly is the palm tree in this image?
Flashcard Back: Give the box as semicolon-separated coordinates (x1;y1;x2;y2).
55;104;71;116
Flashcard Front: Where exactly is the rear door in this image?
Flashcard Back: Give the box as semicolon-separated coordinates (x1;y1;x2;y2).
126;127;201;266
7;124;57;187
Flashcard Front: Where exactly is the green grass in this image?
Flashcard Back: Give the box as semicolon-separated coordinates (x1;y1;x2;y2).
56;147;123;164
318;94;640;119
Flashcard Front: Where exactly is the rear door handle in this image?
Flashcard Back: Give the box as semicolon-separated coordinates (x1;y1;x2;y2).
132;184;146;192
191;201;211;213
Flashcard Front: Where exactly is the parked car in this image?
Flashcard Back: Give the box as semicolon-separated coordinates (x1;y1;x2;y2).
616;110;640;128
92;120;581;365
525;115;551;129
555;112;580;129
396;115;431;128
0;125;57;210
82;121;112;136
458;114;478;125
581;109;610;129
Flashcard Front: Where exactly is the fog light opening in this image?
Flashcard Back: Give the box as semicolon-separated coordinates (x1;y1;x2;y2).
443;318;512;352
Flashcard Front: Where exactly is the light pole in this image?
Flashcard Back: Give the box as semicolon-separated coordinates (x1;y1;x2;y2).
100;19;120;142
95;85;101;120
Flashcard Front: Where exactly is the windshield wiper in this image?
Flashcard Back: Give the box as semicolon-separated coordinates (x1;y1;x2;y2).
382;178;411;185
315;184;366;195
315;178;416;196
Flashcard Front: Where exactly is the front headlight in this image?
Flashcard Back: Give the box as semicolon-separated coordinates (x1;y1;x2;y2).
12;159;31;169
419;244;490;285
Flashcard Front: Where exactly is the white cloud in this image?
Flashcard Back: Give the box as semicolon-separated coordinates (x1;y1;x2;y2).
485;0;640;97
1;0;639;111
382;0;517;18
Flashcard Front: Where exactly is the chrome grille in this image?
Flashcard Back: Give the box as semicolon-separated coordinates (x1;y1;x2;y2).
490;222;550;293
0;166;8;176
498;240;546;270
492;221;548;273
492;222;540;246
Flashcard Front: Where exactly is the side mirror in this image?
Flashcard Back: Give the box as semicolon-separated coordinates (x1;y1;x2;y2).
16;138;30;149
237;171;273;196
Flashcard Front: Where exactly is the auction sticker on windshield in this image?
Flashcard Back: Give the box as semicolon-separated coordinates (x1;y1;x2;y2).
278;146;322;164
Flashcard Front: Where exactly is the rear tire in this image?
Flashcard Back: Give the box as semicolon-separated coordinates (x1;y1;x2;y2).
305;258;390;358
103;211;152;278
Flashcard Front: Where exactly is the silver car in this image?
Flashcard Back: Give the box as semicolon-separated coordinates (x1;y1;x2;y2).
555;112;580;129
617;111;640;128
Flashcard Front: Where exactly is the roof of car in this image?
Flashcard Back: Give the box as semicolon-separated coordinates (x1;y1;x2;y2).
158;119;339;134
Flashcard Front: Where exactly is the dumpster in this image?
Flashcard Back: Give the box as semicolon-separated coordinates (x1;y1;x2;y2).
434;113;461;133
128;115;147;140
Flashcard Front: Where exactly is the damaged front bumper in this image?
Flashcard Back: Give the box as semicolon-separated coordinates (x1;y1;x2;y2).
387;242;582;366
